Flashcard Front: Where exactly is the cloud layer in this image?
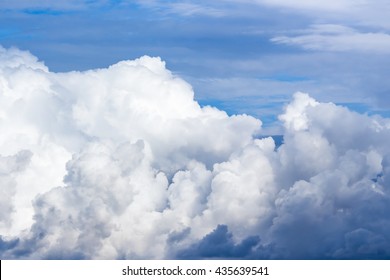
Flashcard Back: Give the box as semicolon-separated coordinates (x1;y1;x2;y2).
1;46;390;259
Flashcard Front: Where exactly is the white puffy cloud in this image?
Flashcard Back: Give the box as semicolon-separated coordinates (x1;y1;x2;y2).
1;46;390;259
0;45;260;258
0;150;32;229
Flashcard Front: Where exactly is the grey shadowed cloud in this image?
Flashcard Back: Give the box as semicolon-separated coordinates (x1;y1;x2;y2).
0;46;390;259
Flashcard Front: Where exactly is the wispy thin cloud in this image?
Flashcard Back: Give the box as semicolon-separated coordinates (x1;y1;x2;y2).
133;0;226;17
251;0;363;11
272;24;390;53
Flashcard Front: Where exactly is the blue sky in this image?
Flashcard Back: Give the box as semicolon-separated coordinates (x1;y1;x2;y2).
2;0;390;133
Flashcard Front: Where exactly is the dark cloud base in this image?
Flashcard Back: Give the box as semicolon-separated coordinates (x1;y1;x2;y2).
176;224;390;260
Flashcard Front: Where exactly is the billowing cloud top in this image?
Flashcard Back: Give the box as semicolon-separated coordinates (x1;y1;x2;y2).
1;46;390;259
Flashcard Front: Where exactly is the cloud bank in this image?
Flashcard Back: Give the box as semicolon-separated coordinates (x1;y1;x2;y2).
0;46;390;259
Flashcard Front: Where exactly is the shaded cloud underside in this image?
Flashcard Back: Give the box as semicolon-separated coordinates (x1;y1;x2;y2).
0;46;390;259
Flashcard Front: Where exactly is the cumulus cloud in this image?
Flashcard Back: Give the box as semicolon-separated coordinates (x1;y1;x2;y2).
176;225;263;259
0;150;32;228
1;46;390;259
0;45;259;259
